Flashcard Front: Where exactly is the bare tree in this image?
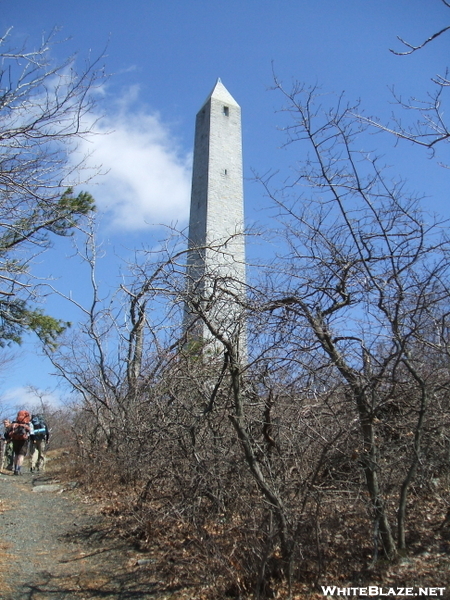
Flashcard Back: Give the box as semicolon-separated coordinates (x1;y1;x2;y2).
181;247;361;595
356;1;450;156
257;79;450;560
42;222;190;470
0;28;104;346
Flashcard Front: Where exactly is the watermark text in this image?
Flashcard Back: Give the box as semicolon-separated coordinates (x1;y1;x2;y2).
321;586;446;597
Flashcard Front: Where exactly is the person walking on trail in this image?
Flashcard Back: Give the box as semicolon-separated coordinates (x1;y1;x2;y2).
7;410;33;476
29;414;49;472
1;418;13;471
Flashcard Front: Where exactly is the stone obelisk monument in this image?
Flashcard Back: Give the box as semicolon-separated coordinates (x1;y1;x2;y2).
185;79;246;350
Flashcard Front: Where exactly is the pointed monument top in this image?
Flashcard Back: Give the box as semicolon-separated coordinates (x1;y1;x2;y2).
200;78;240;110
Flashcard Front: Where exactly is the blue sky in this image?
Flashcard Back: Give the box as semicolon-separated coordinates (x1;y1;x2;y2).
1;0;449;414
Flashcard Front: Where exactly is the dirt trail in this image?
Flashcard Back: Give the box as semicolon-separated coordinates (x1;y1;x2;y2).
0;466;183;600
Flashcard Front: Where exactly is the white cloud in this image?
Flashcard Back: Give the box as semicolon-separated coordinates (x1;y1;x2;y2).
78;89;192;231
1;387;62;416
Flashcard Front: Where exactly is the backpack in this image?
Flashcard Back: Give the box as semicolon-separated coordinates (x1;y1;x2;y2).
16;410;31;424
31;415;47;440
9;422;31;441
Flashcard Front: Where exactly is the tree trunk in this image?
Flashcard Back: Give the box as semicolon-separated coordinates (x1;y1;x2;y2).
397;377;428;549
356;392;397;559
227;353;294;575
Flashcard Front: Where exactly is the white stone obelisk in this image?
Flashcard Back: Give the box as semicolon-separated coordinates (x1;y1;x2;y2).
185;79;246;351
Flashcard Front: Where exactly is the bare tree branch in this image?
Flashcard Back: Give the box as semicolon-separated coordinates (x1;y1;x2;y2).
390;25;450;55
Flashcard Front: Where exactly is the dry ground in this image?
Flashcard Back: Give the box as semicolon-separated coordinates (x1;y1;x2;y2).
0;450;203;600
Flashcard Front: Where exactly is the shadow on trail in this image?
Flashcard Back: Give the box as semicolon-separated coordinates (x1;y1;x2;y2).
13;521;192;600
17;572;187;600
19;573;166;600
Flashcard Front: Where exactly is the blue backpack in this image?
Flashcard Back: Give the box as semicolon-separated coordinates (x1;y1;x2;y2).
31;415;47;441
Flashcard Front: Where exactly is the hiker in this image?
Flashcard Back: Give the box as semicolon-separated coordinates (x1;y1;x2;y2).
1;418;13;471
8;410;33;476
29;414;49;472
